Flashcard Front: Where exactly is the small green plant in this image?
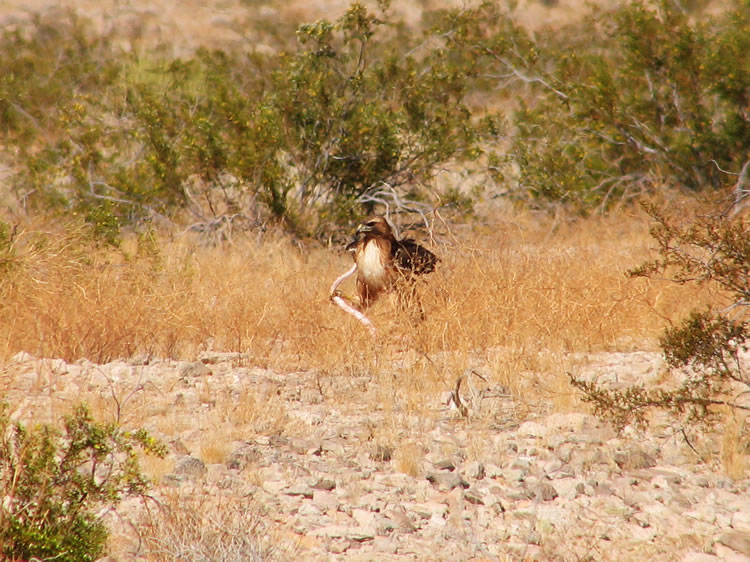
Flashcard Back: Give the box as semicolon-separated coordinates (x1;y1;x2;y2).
0;403;166;561
570;199;750;431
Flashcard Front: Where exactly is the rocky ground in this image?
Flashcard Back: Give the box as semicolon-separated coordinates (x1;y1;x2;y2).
4;351;750;561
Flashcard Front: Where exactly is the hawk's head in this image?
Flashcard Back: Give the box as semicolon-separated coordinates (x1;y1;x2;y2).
356;216;394;238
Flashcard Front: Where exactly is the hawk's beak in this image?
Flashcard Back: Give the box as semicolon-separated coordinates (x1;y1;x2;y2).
356;223;374;234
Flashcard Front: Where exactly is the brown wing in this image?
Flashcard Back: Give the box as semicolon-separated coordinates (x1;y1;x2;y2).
392;239;438;276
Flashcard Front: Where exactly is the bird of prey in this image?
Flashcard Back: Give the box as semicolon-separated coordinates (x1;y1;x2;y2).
345;216;438;310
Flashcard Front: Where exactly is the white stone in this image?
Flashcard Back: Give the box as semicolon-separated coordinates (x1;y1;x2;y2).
352;508;376;528
298;500;321;517
262;480;287;494
681;553;720;562
733;511;750;533
518;421;548;438
11;351;34;363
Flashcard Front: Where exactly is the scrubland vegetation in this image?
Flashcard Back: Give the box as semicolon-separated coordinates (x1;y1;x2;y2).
0;0;748;558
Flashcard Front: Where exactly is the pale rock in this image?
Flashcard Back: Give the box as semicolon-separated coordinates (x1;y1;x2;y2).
534;481;559;502
107;363;134;381
511;456;533;471
681;553;721;562
385;507;417;534
357;492;385;511
553;478;584;500
732;511;750;533
312;478;336;491
312;490;338;511
714;543;750;562
262;480;287;495
694;476;711;488
285;485;314;499
321;438;346;456
567;433;605;445
11;351;34;363
327;538;350;554
313;525;373;541
505;468;526;482
178;361;212;378
374;514;395;535
485;463;503;479
289;438;314;455
475;506;492;528
427;512;447;529
518;421;547;438
205;463;228;482
298;500;322;517
433;458;457;471
628;522;657;542
535;504;573;527
654;473;683;488
49;358;69;374
352;508;376;528
545;432;567;449
406;501;448;520
464;460;485;480
347;527;376;542
463;490;484;505
569;447;607;472
544;412;596;433
613;446;657;470
372;536;398;554
718;532;750;557
426;472;468;491
174;455;207;479
542;459;564;476
556;443;575;463
226;444;261;470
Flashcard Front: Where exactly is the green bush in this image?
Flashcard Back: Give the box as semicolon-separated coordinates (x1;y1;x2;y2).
570;201;750;431
4;1;748;238
0;403;166;561
9;2;497;241
0;11;120;144
438;0;750;209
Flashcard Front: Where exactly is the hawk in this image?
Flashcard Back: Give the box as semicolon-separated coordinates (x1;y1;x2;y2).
345;216;438;309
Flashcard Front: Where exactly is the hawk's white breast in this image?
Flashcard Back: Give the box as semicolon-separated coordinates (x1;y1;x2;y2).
359;240;388;289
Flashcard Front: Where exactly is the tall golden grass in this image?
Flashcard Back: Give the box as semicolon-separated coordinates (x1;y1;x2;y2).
1;206;712;375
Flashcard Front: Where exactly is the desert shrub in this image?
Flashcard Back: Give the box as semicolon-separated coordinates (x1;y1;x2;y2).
570;199;750;431
438;0;750;209
0;11;121;144
6;1;748;237
262;2;494;233
0;403;166;561
10;2;497;242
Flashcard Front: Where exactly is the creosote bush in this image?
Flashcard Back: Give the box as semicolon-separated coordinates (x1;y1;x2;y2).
0;403;166;561
2;1;747;242
571;200;750;432
439;0;749;209
9;2;498;242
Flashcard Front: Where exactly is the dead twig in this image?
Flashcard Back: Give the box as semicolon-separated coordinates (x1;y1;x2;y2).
447;369;488;417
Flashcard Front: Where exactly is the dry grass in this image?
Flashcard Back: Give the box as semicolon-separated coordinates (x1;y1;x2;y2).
138;489;296;561
721;409;749;480
0;205;718;421
0;207;711;362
